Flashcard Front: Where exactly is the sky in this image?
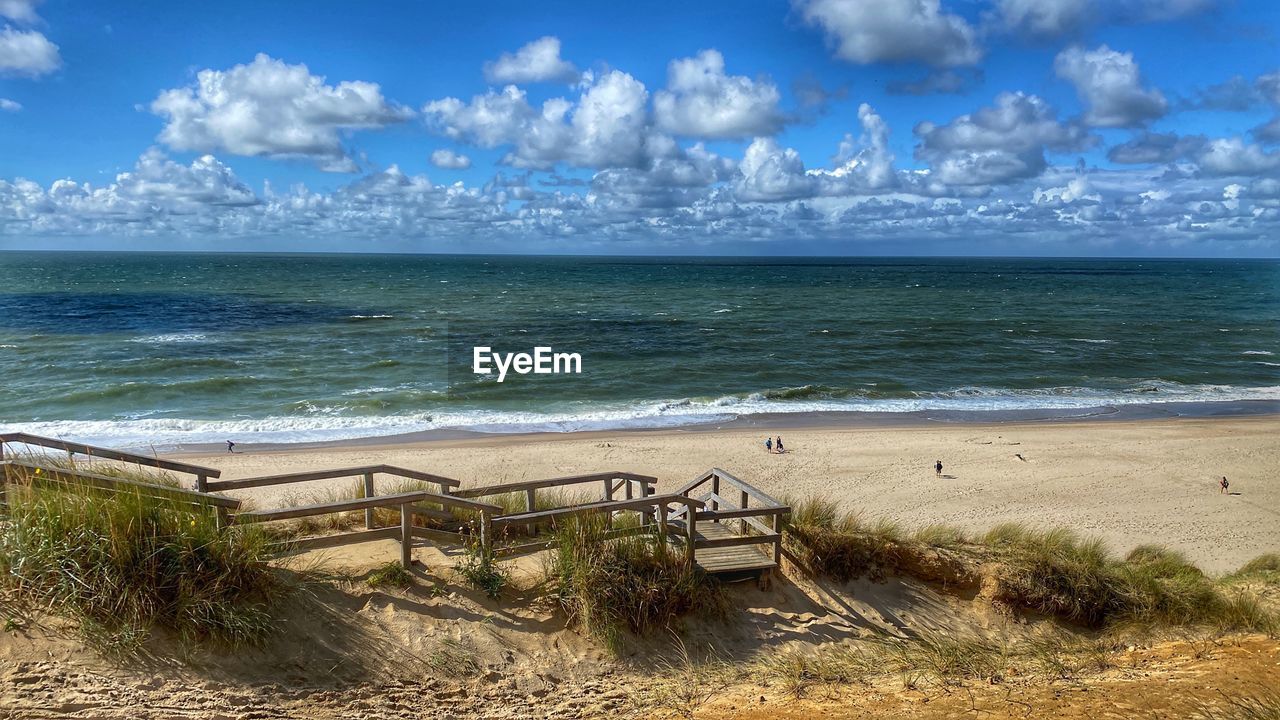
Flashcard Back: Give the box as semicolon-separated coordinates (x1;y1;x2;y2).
0;0;1278;257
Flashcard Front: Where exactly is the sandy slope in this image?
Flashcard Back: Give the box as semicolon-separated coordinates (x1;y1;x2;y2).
176;416;1279;573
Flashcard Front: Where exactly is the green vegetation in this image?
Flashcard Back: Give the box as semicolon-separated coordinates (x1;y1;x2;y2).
366;561;414;590
0;476;287;654
784;495;1278;633
548;515;726;653
455;538;509;599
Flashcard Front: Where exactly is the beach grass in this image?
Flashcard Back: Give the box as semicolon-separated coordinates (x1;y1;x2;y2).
784;494;1278;633
0;475;288;654
548;514;726;653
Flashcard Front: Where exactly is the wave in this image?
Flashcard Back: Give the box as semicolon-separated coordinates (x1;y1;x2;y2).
1242;350;1275;356
4;381;1277;450
129;333;208;344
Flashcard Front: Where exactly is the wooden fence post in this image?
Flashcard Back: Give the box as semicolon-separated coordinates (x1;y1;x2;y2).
711;473;720;522
196;474;208;493
684;501;696;565
772;513;783;565
525;488;537;536
363;472;376;530
603;478;614;531
400;503;412;568
739;490;749;536
656;502;668;544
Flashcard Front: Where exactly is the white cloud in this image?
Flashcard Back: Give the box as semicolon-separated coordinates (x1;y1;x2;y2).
424;70;664;170
0;25;59;77
735;138;816;201
430;149;472;169
483;36;579;85
1054;45;1167;128
653;50;783;139
0;97;19;111
993;0;1090;38
1194;138;1280;176
150;54;412;172
825;103;896;190
794;0;982;67
4;148;1279;254
0;0;40;24
1107;131;1206;164
914;92;1093;185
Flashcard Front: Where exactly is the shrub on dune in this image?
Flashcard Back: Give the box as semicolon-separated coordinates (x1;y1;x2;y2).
0;479;288;653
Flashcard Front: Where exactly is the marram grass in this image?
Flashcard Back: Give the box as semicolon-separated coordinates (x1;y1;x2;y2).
0;479;288;653
784;495;1278;633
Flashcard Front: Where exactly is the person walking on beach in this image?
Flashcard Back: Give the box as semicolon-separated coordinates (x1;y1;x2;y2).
226;440;236;454
1220;476;1229;494
765;437;773;452
935;459;943;476
776;436;785;453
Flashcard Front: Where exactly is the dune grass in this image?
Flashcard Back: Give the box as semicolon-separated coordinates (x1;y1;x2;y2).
0;477;287;654
783;495;1278;633
548;515;726;652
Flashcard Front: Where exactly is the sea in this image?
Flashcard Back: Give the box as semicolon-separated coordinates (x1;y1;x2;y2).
1;252;1276;449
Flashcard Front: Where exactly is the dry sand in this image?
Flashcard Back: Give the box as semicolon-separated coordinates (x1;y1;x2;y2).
175;415;1280;574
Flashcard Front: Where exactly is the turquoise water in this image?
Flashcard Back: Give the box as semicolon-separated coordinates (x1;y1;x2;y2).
0;252;1276;446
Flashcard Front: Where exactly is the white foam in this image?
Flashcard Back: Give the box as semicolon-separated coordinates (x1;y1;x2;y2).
129;333;208;344
1243;350;1275;356
4;382;1277;450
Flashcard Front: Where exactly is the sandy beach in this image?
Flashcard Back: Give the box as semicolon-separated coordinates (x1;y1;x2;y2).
174;414;1280;574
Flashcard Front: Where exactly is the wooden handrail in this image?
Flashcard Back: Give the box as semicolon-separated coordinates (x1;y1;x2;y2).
674;469;716;497
205;464;462;492
711;468;786;508
492;493;702;526
233;490;499;523
0;432;220;479
452;471;657;499
1;460;240;509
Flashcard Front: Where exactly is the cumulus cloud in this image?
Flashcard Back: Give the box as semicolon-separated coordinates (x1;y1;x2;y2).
1195;138;1280;176
4;147;1279;254
0;25;59;77
0;97;19;111
653;50;783;139
1054;45;1168;128
1107;131;1206;164
424;70;664;170
914;92;1093;185
0;0;41;23
794;0;981;67
1254;71;1280;143
150;54;412;172
430;149;472;169
990;0;1216;39
992;0;1091;39
483;36;579;85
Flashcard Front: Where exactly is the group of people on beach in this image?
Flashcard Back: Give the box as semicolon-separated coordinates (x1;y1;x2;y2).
763;436;785;454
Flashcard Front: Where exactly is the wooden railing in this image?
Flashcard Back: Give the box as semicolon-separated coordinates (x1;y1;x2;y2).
0;432;221;487
490;493;704;559
0;434;787;577
676;467;789;567
1;459;240;525
206;465;463;529
453;471;657;537
232;490;501;567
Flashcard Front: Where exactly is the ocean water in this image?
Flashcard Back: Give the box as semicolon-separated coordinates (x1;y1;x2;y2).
0;252;1277;447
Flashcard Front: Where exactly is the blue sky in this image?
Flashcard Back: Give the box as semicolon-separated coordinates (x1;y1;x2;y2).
1;0;1278;256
